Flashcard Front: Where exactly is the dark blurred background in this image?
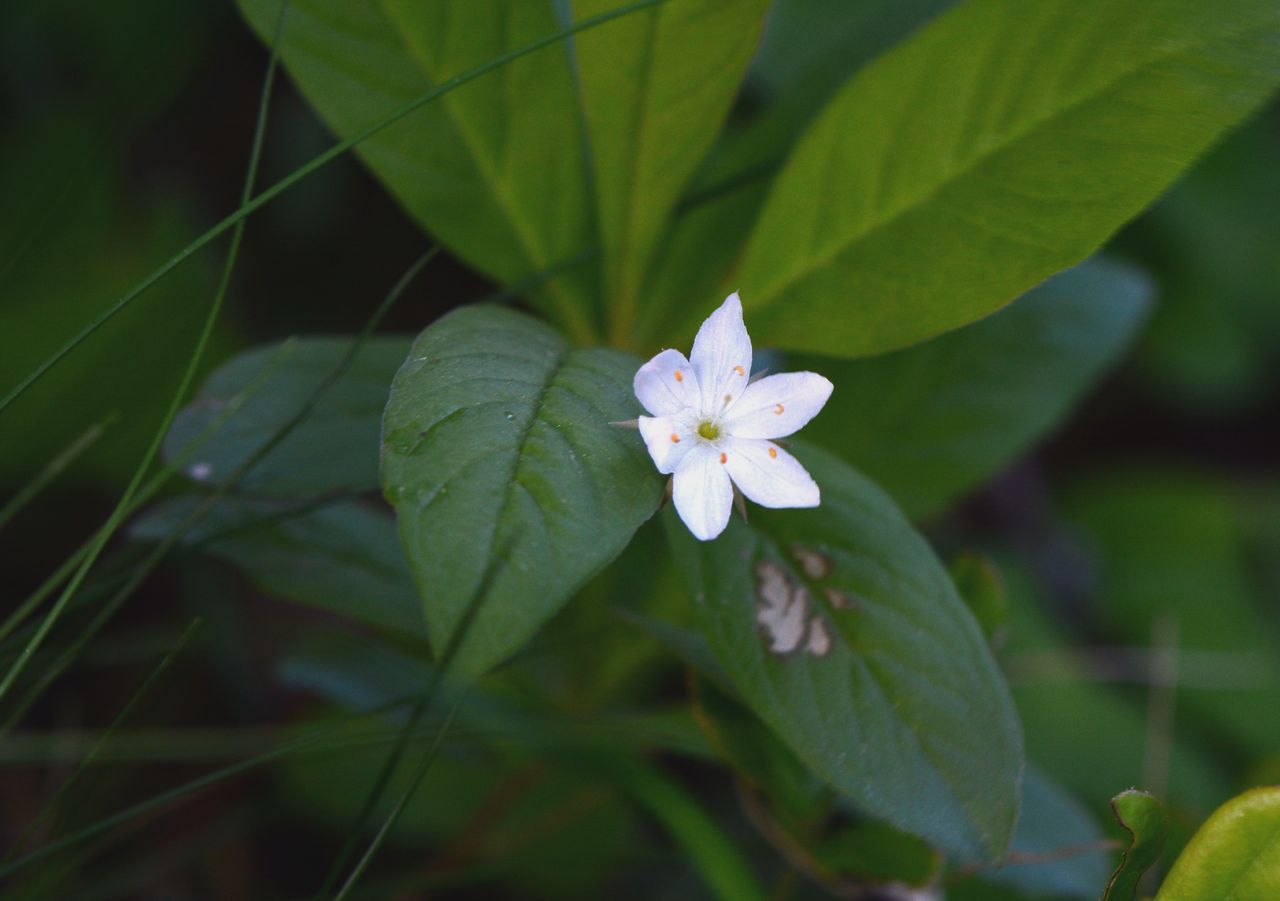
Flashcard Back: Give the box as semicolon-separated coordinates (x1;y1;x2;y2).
2;0;1278;896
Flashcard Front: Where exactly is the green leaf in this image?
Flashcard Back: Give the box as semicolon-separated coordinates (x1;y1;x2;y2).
1155;786;1280;900
570;0;769;344
1104;790;1168;901
164;336;410;499
668;441;1023;861
799;259;1150;518
638;0;953;348
235;0;598;337
132;495;426;637
733;0;1280;358
690;674;828;828
380;305;663;679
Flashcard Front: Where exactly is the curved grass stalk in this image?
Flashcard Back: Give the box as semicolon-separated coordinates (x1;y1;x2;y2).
2;620;202;864
0;414;118;532
0;0;666;418
0;4;288;709
0;692;427;881
0;249;439;733
0;338;296;647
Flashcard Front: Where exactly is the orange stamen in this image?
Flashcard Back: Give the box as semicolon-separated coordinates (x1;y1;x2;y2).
719;452;727;464
733;365;745;376
670;433;680;443
674;370;684;382
768;447;778;459
774;403;784;415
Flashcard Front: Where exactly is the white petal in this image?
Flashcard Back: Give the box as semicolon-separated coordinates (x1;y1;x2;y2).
637;415;694;475
672;444;734;541
723;439;820;509
723;372;833;440
690;292;752;416
634;348;700;417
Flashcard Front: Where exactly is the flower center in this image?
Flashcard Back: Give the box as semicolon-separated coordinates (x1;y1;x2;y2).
697;420;720;441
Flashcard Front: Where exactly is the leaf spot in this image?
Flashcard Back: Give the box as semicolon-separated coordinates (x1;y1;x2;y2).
823;586;859;610
790;544;831;580
754;561;832;658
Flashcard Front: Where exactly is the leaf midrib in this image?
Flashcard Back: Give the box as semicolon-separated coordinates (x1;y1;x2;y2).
746;11;1265;307
379;0;586;323
477;341;570;616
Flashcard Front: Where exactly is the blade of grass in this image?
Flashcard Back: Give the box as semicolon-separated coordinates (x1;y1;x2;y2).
0;249;439;732
329;694;466;901
0;692;427;880
313;532;517;898
0;0;666;416
0;414;119;532
0;338;296;646
607;757;767;901
0;3;288;710
3;619;202;863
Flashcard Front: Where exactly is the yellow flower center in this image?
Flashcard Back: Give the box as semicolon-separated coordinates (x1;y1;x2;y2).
697;420;720;441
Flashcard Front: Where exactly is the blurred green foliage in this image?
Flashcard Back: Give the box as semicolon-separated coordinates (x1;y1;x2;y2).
2;0;1279;898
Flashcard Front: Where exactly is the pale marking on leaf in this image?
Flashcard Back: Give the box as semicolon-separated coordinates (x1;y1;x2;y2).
823;586;859;610
807;617;832;656
790;544;831;580
754;560;832;658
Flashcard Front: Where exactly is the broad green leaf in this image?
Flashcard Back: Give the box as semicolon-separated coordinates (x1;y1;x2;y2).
1155;786;1280;900
690;674;828;829
1062;472;1280;756
733;0;1280;358
1104;790;1167;901
164;336;410;499
669;441;1024;861
380;305;663;679
571;0;769;345
132;495;426;637
639;0;953;348
799;259;1151;518
235;0;598;336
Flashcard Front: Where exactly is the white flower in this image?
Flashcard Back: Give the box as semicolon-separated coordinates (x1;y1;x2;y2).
634;292;833;541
